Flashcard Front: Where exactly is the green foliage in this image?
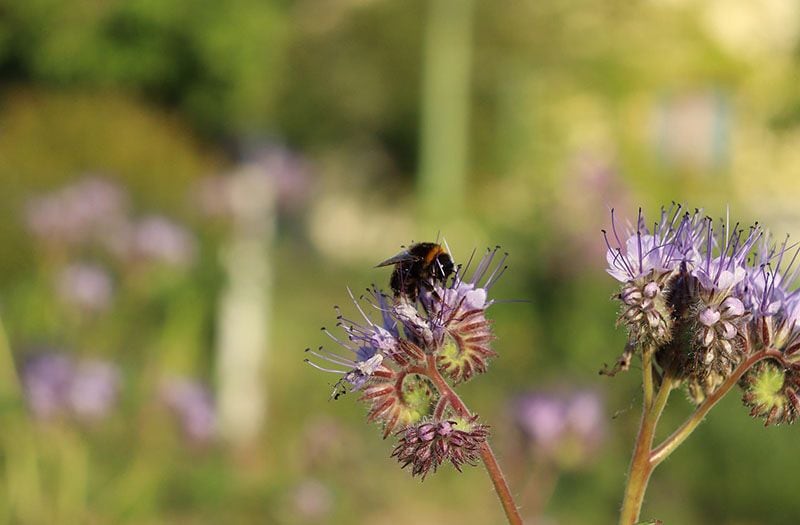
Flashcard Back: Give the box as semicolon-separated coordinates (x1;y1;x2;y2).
0;0;288;135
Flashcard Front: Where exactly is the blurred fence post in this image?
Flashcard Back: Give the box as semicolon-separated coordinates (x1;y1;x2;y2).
418;0;476;225
215;164;275;448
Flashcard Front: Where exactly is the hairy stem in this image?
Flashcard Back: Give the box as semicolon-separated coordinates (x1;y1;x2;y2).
618;367;674;525
425;355;523;525
642;345;654;410
650;348;782;466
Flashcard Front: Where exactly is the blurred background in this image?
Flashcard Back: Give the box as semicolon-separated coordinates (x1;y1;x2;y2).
0;0;799;523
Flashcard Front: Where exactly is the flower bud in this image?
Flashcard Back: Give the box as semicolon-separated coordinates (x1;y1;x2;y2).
616;276;674;348
361;372;435;438
741;361;800;426
391;416;489;479
681;293;748;387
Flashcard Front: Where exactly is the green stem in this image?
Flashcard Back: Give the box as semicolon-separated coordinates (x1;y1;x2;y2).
642;346;654;410
650;349;781;466
0;314;43;522
425;356;523;525
618;370;674;525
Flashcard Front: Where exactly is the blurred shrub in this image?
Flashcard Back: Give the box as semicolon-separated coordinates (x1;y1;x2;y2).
0;89;222;280
0;0;287;136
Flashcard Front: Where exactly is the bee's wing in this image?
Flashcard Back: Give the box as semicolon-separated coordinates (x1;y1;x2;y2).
375;250;418;268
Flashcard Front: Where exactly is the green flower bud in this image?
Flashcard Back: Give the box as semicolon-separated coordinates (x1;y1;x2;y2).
741;361;800;426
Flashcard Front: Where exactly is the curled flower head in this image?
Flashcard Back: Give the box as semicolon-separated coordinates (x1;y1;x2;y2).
741;361;800;426
306;286;434;436
305;287;410;399
391;416;488;479
604;206;705;350
421;247;505;383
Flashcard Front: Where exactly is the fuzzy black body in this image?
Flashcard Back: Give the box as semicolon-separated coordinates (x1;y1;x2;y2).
377;242;455;302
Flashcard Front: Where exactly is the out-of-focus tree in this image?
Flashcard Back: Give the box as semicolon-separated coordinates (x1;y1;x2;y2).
0;0;288;136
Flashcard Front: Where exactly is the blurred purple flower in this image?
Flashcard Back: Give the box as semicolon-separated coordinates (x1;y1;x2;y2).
194;145;312;219
56;263;114;312
292;479;332;521
254;145;313;214
21;353;121;422
512;389;606;463
111;215;197;267
68;360;121;421
514;393;565;448
21;353;74;420
24;177;129;247
160;377;217;444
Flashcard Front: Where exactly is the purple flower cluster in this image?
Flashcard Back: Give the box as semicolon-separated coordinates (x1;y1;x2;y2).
604;206;800;422
512;389;606;467
25;177;197;269
24;177;129;247
111;215;197;267
22;353;121;423
160;377;217;445
307;245;506;477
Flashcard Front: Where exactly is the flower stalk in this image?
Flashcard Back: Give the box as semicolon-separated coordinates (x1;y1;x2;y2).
619;369;674;525
425;354;522;525
650;348;784;467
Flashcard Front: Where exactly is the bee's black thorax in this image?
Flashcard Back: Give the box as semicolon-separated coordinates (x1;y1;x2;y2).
381;242;455;302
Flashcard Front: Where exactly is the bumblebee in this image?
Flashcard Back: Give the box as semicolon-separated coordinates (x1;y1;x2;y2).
376;242;455;302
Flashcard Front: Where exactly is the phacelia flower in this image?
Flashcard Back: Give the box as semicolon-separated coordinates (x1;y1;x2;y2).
422;247;505;383
308;242;506;477
391;416;489;479
738;234;800;352
305;287;431;436
604;205;800;422
604;206;703;349
671;221;764;397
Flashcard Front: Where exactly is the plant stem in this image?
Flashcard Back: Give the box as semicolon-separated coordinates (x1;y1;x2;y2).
618;368;673;525
642;346;654;410
650;349;782;466
425;355;523;525
619;347;783;524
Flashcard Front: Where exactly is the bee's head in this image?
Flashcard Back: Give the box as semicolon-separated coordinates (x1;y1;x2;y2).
433;251;454;282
